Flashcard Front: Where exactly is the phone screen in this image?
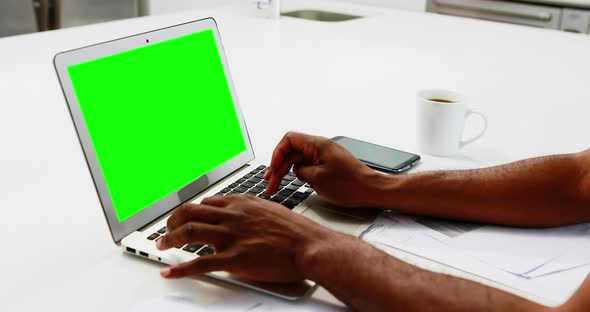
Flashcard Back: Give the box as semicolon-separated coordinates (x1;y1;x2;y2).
333;136;419;171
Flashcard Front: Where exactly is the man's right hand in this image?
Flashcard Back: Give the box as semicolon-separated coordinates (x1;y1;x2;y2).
263;132;387;208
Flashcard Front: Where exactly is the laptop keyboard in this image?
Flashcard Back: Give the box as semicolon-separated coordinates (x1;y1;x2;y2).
146;165;315;255
215;165;314;209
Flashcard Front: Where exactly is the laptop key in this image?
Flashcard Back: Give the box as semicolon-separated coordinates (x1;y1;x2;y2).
258;194;271;200
241;181;255;188
292;191;309;200
249;177;262;183
244;174;254;179
292;179;305;187
283;175;296;181
280;180;290;186
250;169;260;174
256;165;267;170
234;186;248;193
250;186;264;194
157;227;167;234
255;172;265;178
282;198;299;209
304;188;314;194
229;183;239;188
271;195;286;203
288;195;303;203
198;246;215;256
182;244;204;253
236;178;246;184
285;184;299;191
147;233;159;240
221;187;232;194
258;181;269;188
279;189;294;197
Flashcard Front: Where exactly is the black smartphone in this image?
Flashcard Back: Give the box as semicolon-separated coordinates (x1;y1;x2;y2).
332;136;420;174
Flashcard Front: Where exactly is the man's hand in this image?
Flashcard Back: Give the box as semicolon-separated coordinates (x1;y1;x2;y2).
156;195;331;283
264;132;386;208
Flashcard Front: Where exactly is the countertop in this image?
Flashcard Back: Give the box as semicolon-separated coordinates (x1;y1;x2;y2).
1;1;590;310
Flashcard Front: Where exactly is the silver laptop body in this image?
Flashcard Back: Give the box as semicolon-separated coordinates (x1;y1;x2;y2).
54;17;376;300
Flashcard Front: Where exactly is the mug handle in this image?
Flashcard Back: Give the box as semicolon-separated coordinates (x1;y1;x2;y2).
460;110;488;148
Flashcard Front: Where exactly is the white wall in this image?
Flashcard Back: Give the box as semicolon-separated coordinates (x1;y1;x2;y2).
147;0;426;15
147;0;242;15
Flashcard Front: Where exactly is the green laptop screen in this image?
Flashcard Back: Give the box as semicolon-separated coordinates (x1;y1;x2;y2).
67;29;247;222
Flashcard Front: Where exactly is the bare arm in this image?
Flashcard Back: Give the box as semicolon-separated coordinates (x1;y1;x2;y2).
300;231;554;312
156;186;590;312
264;132;590;227
157;196;559;312
155;132;590;311
372;151;590;227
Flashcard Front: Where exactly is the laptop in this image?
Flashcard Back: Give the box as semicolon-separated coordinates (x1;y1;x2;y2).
54;17;377;300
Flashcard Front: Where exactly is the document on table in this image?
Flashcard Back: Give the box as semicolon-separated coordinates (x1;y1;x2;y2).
440;223;590;276
362;211;590;304
526;244;590;278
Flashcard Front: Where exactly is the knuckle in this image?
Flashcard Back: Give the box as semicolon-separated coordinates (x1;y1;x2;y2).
183;223;195;237
318;136;331;147
176;204;191;220
200;196;211;204
222;195;237;205
181;203;194;214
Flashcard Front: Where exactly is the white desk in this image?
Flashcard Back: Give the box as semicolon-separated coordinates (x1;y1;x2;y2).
1;2;590;310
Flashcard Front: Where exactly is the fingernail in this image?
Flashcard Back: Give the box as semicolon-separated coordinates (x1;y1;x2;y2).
156;237;164;250
160;267;172;277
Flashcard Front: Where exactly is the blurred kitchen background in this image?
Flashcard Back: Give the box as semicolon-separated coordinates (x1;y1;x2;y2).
1;0;589;38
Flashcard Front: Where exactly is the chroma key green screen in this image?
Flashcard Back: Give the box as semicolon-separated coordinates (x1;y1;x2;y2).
68;29;247;222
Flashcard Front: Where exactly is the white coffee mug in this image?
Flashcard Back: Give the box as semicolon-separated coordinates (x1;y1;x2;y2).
416;90;487;156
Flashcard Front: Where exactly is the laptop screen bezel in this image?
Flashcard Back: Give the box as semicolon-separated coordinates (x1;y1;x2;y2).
54;18;255;243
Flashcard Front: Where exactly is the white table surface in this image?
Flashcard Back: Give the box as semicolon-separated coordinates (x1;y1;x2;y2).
1;1;590;310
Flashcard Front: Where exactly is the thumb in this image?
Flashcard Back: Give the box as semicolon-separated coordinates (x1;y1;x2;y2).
293;164;321;183
160;253;233;279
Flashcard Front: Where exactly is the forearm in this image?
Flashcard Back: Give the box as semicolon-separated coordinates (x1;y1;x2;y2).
301;233;549;312
370;152;590;227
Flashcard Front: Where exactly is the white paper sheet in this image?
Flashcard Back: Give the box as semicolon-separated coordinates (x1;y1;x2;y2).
395;234;590;305
363;212;590;304
362;213;422;245
523;238;590;278
443;223;590;275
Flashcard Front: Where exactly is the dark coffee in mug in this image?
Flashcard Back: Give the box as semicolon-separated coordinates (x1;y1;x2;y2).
429;98;455;103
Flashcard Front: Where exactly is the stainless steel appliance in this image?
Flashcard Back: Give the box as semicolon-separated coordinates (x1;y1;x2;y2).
58;0;149;28
0;0;52;37
0;0;148;38
427;0;590;34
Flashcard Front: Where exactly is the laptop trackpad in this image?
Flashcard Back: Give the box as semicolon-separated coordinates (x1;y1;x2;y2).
301;195;378;236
